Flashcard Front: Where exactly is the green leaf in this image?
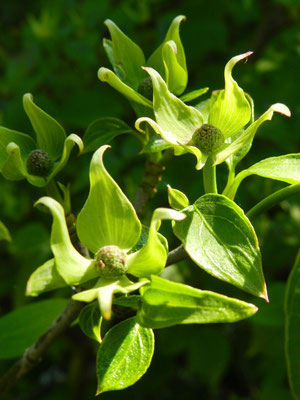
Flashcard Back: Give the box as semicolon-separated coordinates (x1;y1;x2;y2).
173;194;267;299
35;196;98;285
180;87;209;103
0;127;35;170
83;118;135;153
23;93;66;160
142;135;172;153
215;103;291;167
0;220;11;242
126;208;185;277
285;249;300;399
98;68;152;108
147;15;187;95
137;276;258;329
104;19;146;89
113;295;141;311
208;52;252;138
167;185;190;210
96;317;154;394
26;258;67;296
79;302;102;343
226;154;300;200
77;145;141;253
0;299;68;359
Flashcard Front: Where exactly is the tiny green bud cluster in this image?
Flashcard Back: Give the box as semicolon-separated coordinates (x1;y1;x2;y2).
94;245;127;278
26;149;54;177
189;124;224;154
137;77;153;100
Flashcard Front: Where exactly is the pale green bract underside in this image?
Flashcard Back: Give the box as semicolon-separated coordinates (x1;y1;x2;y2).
77;145;141;253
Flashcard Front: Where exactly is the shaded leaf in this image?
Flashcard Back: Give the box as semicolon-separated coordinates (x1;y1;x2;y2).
0;299;68;359
285;249;300;399
79;302;102;343
83;118;135;153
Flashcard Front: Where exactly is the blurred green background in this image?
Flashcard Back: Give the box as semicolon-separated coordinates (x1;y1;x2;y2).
1;0;300;399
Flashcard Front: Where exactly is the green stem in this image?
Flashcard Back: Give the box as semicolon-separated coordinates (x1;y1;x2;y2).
203;157;218;194
246;183;300;220
46;179;63;205
222;167;236;197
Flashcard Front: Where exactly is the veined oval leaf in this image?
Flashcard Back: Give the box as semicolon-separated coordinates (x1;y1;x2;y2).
96;316;154;394
83;118;135;153
285;249;300;399
173;194;267;300
79;302;102;343
137;276;257;329
227;153;300;199
0;299;68;359
77;146;141;253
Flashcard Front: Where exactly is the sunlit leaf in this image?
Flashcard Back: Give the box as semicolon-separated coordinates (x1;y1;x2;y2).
173;194;267;299
226;153;300;199
137;276;258;329
96;317;154;394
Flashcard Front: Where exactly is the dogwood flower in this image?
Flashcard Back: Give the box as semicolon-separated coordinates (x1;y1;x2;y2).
135;52;290;169
0;94;82;186
26;145;184;319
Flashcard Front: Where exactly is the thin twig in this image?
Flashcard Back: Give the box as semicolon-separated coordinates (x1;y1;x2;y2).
166;244;188;266
0;300;84;395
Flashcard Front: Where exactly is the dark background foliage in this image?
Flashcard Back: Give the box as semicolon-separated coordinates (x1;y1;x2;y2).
0;0;300;399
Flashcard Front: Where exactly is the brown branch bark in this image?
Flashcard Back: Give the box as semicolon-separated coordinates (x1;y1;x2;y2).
0;299;84;395
134;160;165;219
166;244;188;266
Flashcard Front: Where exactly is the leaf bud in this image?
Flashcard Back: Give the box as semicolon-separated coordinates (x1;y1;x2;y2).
95;245;127;278
26;149;54;176
189;124;224;154
137;77;153;100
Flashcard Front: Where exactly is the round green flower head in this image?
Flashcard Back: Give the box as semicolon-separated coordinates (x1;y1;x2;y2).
26;149;54;176
95;245;127;278
190;124;225;154
137;77;153;101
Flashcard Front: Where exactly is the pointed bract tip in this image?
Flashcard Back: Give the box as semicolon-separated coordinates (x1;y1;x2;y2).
260;283;269;303
272;103;291;117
